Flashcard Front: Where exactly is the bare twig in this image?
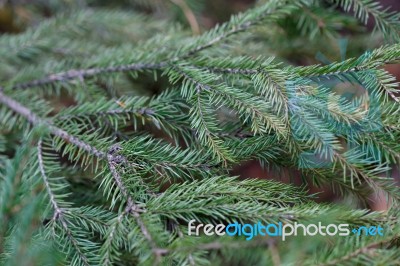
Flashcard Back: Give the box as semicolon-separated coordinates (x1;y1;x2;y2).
267;238;281;266
170;0;200;35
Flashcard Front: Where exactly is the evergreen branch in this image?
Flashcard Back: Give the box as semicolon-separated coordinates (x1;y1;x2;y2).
38;140;63;220
371;69;400;103
100;210;127;265
177;0;299;56
55;90;193;144
191;56;290;116
120;136;217;182
330;0;400;42
158;237;275;256
173;65;288;136
0;89;115;161
331;150;400;202
188;90;233;163
318;239;392;266
106;144;164;262
12;62;168;90
0;90;210;188
292;45;400;103
38;139;90;266
2;1;400;264
8;0;300;91
293;44;400;78
362;132;400;163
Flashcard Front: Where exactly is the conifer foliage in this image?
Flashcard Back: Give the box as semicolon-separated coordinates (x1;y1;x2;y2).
0;0;400;265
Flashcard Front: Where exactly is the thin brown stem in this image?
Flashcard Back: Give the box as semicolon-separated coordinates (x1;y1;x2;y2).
170;0;200;35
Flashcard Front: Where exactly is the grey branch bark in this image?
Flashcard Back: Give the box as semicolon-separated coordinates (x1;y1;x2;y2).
0;89;111;160
9;5;281;91
0;89;165;261
12;62;168;90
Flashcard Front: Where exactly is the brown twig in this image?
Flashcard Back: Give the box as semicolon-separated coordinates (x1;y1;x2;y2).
170;0;200;35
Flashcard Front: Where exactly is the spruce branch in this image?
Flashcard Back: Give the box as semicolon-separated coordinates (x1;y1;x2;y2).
0;89;112;161
175;0;300;56
293;44;400;77
0;89;213;188
37;139;90;266
158;237;276;255
330;0;400;42
100;210;127;265
1;1;400;264
317;239;394;266
8;0;300;91
106;144;164;262
37;139;64;220
12;62;168;90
